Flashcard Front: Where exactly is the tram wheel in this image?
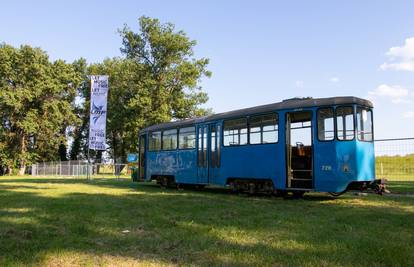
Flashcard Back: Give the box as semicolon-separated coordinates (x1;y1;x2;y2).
329;190;346;197
274;190;287;197
195;184;205;190
292;191;305;198
160;177;168;188
229;182;238;193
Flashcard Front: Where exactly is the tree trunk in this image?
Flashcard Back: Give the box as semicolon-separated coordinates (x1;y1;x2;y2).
18;135;26;175
70;118;88;160
18;166;25;175
7;166;13;175
112;131;118;163
96;151;103;174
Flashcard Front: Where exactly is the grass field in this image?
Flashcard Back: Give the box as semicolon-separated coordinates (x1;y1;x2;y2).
387;181;414;194
376;154;414;181
0;177;413;266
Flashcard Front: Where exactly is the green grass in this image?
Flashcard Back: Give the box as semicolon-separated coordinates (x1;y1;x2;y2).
0;177;413;266
376;154;414;181
387;181;414;194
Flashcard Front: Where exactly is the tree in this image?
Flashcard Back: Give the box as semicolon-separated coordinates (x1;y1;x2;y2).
0;44;83;174
70;17;212;162
87;58;141;162
68;58;90;160
58;141;67;161
101;16;211;160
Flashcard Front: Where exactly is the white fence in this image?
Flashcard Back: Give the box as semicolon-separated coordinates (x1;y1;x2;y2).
31;161;129;179
375;137;414;181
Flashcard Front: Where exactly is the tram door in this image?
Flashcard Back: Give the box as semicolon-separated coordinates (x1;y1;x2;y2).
197;125;209;183
285;111;314;189
197;123;222;184
209;123;221;184
138;134;146;180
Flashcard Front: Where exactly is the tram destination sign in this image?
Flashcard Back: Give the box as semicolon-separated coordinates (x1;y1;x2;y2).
88;75;109;150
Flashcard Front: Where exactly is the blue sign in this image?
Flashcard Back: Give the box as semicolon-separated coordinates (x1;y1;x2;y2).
127;153;138;163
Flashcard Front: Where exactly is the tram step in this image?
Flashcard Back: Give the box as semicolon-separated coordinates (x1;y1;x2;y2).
287;187;314;191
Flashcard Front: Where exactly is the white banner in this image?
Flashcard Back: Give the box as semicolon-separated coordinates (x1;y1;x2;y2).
88;75;109;150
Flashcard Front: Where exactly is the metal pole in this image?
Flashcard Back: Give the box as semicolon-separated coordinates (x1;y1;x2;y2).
87;148;90;180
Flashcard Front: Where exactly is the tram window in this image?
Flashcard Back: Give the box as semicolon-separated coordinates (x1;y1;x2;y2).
249;113;278;144
357;107;373;141
262;114;278;143
223;118;248;146
198;128;203;166
149;131;161;151
336;107;354;140
162;129;177;150
317;108;334;141
203;126;208;167
217;125;221;167
211;126;216;167
249;116;262;144
178;127;196;149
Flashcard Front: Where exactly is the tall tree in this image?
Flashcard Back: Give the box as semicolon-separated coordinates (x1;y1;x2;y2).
69;58;90;160
120;16;211;121
0;44;83;174
103;16;212;160
70;17;212;161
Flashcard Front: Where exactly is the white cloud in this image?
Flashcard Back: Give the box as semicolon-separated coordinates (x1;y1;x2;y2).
380;37;414;71
295;80;304;88
380;62;414;71
369;84;412;104
330;77;340;83
403;111;414;118
386;37;414;59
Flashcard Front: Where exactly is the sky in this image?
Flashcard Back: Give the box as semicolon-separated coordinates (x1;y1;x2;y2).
1;0;414;139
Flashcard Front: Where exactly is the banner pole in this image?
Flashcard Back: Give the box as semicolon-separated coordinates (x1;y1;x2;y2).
87;75;108;180
87;148;90;180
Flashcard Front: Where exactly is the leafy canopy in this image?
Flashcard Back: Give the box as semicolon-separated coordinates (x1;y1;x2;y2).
0;44;83;172
72;16;212;160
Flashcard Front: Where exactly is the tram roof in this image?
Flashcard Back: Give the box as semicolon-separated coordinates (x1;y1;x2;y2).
141;96;372;132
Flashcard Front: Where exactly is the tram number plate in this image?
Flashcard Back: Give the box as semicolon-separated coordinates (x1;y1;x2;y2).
321;165;332;171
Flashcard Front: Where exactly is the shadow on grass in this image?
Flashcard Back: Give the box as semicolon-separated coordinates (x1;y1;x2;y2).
0;178;413;266
0;177;335;201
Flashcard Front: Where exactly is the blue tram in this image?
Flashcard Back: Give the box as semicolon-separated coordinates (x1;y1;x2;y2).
138;96;376;195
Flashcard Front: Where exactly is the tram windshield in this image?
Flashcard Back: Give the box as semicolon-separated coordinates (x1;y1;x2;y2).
316;106;373;142
357;107;373;142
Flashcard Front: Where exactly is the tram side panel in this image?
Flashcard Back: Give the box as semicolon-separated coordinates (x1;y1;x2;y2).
146;149;199;184
355;140;375;182
313;139;339;192
218;143;283;189
176;149;198;184
146;150;177;180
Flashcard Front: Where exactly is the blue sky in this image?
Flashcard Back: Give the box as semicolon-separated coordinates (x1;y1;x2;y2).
1;0;414;139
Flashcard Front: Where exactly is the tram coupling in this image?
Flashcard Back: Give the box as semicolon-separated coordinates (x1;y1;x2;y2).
367;178;389;195
346;179;388;195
